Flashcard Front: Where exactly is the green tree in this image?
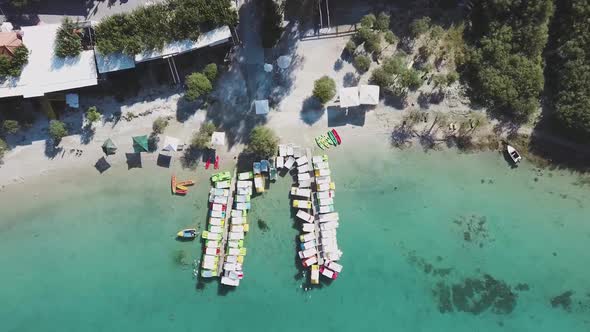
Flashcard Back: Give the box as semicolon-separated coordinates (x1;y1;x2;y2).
48;120;68;143
55;18;82;58
190;122;216;149
375;12;390;32
364;33;382;54
400;69;422;90
409;16;431;38
370;67;394;88
248;126;278;158
446;71;459;85
203;63;218;81
312;76;336;105
384;30;398;45
354;55;371;73
152;117;169;134
0;138;8;160
0;45;29;78
2;120;20;134
185;72;212;101
85;106;101;125
360;14;376;29
345;40;357;54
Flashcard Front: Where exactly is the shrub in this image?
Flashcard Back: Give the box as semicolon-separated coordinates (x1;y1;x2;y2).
384;30;398;45
85;106;101;124
354;55;371;73
364;33;382;54
152;117;169;134
0;45;29;78
356;27;373;42
312;76;336;105
248;126;278;158
360;14;376;29
375;12;390;31
370;67;394;88
345;40;357;54
203;63;218;81
185;72;212;101
410;16;431;38
48;120;68;143
2;120;20;134
0;138;7;160
446;71;459;85
190;122;216;149
55;18;82;58
400;69;423;90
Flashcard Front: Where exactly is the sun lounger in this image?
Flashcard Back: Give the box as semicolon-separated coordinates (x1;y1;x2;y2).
279;144;287;157
298;179;312;188
229;232;244;240
276;156;284;168
300;232;316;242
298;164;310;173
216;180;231;189
298;247;317;259
296;210;314;223
325;261;343;273
296;156;308;166
319;212;339;222
298;172;311;181
302;256;318;268
302;223;315;232
291;187;312;198
284;156;295;169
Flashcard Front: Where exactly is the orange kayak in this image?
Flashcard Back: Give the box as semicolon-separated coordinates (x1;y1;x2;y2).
177;180;195;186
171;175;177;194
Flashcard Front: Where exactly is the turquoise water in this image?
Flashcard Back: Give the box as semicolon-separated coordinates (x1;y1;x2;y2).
1;143;589;331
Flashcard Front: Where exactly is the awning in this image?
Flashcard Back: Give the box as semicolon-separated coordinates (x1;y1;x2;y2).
65;93;79;108
102;138;117;155
339;87;360;108
132;135;149;153
359;84;380;105
255;100;269;115
162;136;180;152
211;132;226;146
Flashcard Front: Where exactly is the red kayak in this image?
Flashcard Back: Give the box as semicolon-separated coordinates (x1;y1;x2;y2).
214;156;220;170
205;158;211;169
331;129;342;145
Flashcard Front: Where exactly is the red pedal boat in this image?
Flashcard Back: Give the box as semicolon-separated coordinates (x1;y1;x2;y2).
205;157;211;169
331;129;342;145
214;156;220;170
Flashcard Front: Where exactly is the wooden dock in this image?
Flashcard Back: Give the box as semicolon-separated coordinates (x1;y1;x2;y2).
306;148;324;266
216;168;237;276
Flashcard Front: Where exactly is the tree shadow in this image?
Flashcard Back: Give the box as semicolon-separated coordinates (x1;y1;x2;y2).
333;59;344;71
80;125;95;145
342;72;359;87
299;97;324;125
44;139;62;159
180;147;205;170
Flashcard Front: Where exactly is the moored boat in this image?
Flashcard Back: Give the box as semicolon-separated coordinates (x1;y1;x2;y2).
327;130;338;146
331;129;342;144
176;228;197;239
311;265;320;284
507;145;522;164
171;175;177;194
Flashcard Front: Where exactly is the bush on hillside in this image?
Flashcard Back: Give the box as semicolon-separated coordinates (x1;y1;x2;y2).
55;18;82;58
0;138;8;160
360;14;376;29
312;76;336;105
85;106;101;124
375;12;390;32
185;72;212;101
409;16;431;38
345;40;357;55
152;117;169;134
190;122;216;149
2;120;20;134
203;63;218;81
354;55;371;73
384;30;398;45
48;120;68;143
248;126;278;158
0;45;29;78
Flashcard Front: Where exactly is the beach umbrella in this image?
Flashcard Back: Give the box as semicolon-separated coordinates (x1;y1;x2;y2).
277;55;292;69
102;138;117;155
211;132;226;146
162;136;180;152
94;157;111;173
264;63;273;72
157;153;172;168
132;135;149;153
125;153;142;169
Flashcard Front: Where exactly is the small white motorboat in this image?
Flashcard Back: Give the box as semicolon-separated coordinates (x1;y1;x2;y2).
507;145;522;164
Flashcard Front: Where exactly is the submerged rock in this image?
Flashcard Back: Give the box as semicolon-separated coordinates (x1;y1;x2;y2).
450;274;517;315
551;291;574;311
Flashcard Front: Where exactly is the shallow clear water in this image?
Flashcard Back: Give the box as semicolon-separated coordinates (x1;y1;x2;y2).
1;142;589;332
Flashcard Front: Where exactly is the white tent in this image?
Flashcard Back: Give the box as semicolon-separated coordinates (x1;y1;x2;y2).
359;84;380;105
277;55;292;69
162;136;180;152
255;100;270;115
211;132;226;146
339;87;360;108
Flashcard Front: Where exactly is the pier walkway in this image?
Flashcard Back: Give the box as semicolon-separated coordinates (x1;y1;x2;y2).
217;168;237;276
